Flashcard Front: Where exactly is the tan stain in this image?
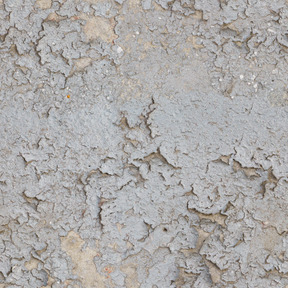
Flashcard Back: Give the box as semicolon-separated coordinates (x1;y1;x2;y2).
193;10;203;20
143;41;157;51
221;22;240;34
193;227;210;252
35;0;52;9
128;0;142;12
45;10;118;46
262;227;281;251
192;209;227;228
233;160;260;179
173;267;197;287
218;154;231;165
249;227;281;252
25;257;41;270
61;231;106;288
182;229;222;284
25;258;56;288
41;275;55;288
45;12;66;22
179;248;222;284
205;259;222;283
120;264;140;288
120;78;143;100
81;14;117;43
73;57;93;72
186;36;205;50
153;1;166;11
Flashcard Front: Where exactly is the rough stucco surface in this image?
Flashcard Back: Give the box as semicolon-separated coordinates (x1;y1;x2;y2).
1;0;288;287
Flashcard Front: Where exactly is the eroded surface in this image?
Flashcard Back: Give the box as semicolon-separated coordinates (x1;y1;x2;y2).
1;0;288;287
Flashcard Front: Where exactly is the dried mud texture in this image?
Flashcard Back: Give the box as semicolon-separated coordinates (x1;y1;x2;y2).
1;0;288;287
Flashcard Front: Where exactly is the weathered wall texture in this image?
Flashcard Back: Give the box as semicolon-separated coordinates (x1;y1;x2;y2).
1;0;288;287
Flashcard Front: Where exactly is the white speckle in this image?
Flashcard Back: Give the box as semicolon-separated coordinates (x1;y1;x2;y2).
116;46;123;54
272;69;278;75
136;31;139;35
219;78;223;82
267;28;276;33
248;82;251;85
239;75;244;80
158;17;162;19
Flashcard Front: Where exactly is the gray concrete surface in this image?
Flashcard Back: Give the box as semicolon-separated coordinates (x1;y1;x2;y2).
1;0;288;287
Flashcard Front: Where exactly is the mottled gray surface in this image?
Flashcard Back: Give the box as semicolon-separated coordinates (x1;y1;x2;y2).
1;0;288;287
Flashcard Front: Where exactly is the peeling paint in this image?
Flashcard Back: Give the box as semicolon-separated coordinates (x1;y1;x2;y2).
1;0;288;287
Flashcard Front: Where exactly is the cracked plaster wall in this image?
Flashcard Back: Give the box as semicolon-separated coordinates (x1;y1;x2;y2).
1;0;288;287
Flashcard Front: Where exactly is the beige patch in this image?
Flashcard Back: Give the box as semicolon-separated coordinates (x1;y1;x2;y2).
193;10;203;19
74;57;93;71
232;160;259;178
121;264;140;288
192;210;227;228
36;0;52;9
194;228;210;252
174;267;197;287
153;1;166;11
25;257;41;270
205;259;222;283
46;12;66;22
255;227;281;252
25;258;55;288
182;229;222;284
41;276;55;288
186;36;205;50
120;78;143;100
143;41;157;51
82;15;117;43
61;231;106;288
128;0;142;12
